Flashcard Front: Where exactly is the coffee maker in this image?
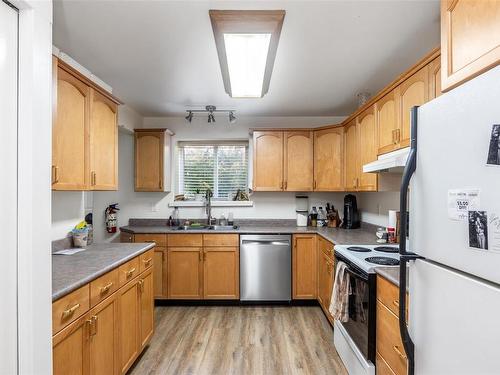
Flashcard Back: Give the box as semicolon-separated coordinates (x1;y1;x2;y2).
341;194;360;229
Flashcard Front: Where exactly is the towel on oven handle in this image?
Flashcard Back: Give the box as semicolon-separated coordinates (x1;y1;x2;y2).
329;261;350;322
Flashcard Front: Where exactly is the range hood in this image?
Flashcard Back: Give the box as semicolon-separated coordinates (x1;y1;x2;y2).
363;147;409;173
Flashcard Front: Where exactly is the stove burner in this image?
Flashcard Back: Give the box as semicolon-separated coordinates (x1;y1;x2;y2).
374;246;399;253
365;256;400;266
347;246;371;253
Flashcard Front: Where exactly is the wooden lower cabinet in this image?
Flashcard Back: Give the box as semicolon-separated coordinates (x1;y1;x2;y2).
376;352;397;375
317;249;334;322
168;247;203;299
89;294;119;375
139;269;154;349
203;247;239;299
118;278;140;374
53;314;90;375
292;234;317;299
153;247;167;298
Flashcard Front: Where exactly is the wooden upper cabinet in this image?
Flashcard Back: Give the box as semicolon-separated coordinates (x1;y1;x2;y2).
357;107;378;191
90;89;118;190
313;127;344;191
284;131;313;191
441;0;500;92
398;66;428;148
376;88;400;155
134;129;171;192
428;56;442;100
52;66;90;190
52;58;120;191
253;131;284;191
344;119;358;191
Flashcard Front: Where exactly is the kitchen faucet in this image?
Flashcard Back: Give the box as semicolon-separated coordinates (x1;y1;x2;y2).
205;188;215;225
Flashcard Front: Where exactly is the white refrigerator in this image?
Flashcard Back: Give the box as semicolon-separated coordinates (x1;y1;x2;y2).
400;65;500;375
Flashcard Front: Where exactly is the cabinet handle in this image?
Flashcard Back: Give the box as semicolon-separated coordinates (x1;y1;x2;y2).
89;315;98;336
91;171;96;186
143;258;152;267
138;279;144;293
199;252;202;261
62;303;80;319
52;166;59;184
393;345;407;360
396;129;401;143
100;282;114;295
284;181;287;190
144;240;155;243
392;300;400;308
126;267;136;279
314;180;317;190
159;179;162;189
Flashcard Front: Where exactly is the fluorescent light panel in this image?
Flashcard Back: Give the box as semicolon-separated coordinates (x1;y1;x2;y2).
223;33;271;98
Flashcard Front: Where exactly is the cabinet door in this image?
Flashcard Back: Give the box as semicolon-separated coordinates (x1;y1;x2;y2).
253;131;283;191
153;247;166;298
135;131;164;192
284;131;313;191
357;107;378;191
52;66;90;190
292;235;317;299
139;269;154;349
90;89;118;190
344;119;358;191
118;279;140;374
318;251;334;320
168;247;203;299
53;314;90;375
441;0;500;91
313;127;344;191
376;89;399;155
89;295;118;375
399;67;428;148
203;247;239;299
428;56;442;100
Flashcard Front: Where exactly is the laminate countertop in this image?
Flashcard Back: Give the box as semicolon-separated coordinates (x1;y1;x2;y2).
52;242;155;301
375;267;401;287
120;222;380;246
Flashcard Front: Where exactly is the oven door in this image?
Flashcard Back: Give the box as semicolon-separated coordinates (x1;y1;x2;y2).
339;263;376;362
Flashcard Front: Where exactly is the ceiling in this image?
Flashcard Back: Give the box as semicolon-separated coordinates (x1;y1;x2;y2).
53;0;440;117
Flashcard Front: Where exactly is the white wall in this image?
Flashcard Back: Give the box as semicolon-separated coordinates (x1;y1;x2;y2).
358;191;400;228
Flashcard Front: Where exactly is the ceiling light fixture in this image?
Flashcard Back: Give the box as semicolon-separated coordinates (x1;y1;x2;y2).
210;10;285;98
184;105;236;124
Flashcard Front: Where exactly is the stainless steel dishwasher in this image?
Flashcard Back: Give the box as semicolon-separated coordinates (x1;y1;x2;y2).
240;234;291;301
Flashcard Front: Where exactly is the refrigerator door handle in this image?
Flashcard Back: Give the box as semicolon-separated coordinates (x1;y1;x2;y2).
399;106;425;375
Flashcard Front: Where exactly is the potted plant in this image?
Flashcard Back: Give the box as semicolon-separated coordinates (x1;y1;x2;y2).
195;188;204;201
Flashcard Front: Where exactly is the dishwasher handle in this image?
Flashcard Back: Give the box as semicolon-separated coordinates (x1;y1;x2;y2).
241;240;290;246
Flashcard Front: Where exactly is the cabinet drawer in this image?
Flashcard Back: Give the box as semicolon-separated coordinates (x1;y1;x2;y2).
140;249;154;272
318;236;334;259
120;231;134;243
90;268;119;307
134;233;167;247
203;234;239;247
119;256;141;286
376;301;408;375
52;284;90;334
168;234;202;247
377;275;407;318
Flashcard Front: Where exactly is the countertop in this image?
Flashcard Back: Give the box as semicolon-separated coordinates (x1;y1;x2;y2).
375;267;400;287
52;242;155;301
120;222;380;246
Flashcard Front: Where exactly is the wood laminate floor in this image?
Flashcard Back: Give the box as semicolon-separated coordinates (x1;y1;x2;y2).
129;305;347;375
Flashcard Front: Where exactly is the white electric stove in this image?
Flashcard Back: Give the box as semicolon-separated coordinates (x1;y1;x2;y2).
334;244;400;273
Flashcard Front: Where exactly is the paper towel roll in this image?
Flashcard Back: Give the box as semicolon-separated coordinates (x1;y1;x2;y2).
388;210;398;229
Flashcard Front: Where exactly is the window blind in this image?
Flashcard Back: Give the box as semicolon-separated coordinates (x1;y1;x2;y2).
178;142;248;199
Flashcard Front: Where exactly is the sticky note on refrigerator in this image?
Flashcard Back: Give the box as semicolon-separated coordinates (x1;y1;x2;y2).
448;189;481;221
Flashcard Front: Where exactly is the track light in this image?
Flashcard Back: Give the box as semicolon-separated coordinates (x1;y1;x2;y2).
185;105;236;124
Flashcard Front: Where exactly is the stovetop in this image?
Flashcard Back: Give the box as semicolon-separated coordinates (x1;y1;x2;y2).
334;244;400;273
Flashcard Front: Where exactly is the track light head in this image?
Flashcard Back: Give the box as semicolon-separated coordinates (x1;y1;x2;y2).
185;111;193;123
229;111;236;124
208;113;215;123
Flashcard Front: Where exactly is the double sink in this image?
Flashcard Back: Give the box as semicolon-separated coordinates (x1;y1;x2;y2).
175;225;239;231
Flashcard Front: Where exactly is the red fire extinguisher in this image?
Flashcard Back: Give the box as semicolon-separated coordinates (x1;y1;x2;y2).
105;203;119;233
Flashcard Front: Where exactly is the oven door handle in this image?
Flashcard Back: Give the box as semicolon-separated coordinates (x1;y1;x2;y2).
345;267;368;282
